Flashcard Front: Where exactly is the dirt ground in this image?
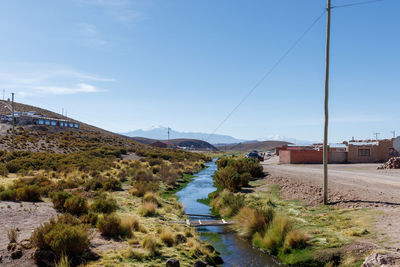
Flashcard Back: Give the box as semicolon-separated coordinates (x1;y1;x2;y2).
261;157;400;249
0;201;58;266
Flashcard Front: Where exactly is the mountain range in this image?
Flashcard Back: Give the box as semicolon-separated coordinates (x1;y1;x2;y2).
122;126;315;145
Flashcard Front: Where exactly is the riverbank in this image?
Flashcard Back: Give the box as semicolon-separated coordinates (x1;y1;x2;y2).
204;156;400;266
177;159;280;266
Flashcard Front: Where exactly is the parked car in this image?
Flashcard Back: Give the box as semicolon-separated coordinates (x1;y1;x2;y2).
246;152;264;161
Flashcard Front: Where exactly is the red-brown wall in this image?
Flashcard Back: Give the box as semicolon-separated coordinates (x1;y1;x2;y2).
279;150;325;164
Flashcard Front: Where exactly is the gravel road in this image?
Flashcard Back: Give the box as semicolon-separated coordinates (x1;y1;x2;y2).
262;157;400;205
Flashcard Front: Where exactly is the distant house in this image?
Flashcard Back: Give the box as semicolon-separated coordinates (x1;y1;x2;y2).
279;139;396;164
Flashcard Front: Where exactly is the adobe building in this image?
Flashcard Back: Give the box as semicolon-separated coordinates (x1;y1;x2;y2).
278;138;397;164
346;139;395;163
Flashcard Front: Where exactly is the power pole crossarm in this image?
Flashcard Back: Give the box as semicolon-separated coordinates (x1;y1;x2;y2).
323;0;331;205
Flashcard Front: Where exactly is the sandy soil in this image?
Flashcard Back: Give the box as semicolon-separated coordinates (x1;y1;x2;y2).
261;157;400;249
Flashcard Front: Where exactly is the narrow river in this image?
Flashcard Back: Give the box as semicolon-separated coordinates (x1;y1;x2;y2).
176;159;280;267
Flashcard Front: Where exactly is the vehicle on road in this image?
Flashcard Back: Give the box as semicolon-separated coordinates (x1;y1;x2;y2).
246;151;264;161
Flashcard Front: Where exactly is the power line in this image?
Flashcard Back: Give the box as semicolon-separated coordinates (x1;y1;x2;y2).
205;10;327;142
332;0;384;9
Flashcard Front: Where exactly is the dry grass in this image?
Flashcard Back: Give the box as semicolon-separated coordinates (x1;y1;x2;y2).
160;230;175;247
283;228;308;252
7;227;19;243
142;236;158;256
142;191;160;206
235;206;274;238
139;202;157;217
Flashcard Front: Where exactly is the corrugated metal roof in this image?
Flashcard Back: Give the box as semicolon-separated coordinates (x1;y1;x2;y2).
348;141;378;146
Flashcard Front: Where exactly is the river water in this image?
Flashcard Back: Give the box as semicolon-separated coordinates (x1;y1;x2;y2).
176;159;280;267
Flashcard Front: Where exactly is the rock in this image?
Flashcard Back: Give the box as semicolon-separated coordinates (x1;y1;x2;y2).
7;243;17;251
194;260;208;267
175;233;187;244
362;253;394;267
11;249;22;259
0;254;3;262
166;258;180;267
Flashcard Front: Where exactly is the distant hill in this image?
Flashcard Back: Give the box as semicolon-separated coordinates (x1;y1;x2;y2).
218;140;292;152
130;137;217;151
122;126;245;145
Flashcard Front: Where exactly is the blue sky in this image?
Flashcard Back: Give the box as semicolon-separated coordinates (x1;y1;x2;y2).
0;0;399;142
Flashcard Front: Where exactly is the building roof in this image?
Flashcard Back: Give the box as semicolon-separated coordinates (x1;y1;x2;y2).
348;141;378;146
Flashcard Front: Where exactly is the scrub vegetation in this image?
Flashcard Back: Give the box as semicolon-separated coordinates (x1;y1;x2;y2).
0;128;222;266
207;157;375;266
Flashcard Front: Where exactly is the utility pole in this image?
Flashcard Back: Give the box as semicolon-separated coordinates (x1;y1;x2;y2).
11;93;15;152
62;108;64;116
391;131;396;139
374;132;380;141
3;89;4;100
167;127;171;149
323;0;331;205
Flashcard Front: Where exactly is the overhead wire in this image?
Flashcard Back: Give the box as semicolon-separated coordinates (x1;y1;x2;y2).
332;0;384;9
205;9;327;142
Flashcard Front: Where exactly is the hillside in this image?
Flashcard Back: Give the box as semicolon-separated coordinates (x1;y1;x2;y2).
130;136;218;151
0;100;113;134
122;126;245;144
218;140;291;152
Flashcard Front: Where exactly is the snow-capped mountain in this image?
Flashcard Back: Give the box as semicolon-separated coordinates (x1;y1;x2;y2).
258;135;315;145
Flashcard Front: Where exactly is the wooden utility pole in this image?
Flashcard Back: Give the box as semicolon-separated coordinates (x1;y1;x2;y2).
167;127;171;149
11;93;15;152
323;0;331;205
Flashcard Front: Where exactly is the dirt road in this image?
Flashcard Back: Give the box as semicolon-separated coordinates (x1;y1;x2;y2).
262;156;400;206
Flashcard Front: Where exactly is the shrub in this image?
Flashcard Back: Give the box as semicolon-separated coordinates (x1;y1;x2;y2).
130;181;158;197
142;236;158;255
158;165;180;186
16;185;41;202
97;214;122;237
0;163;9;176
30;215;90;258
142;192;159;206
210;190;245;217
51;191;73;211
262;216;292;255
235;207;274;238
214;157;264;191
44;223;90;257
63;196;88;215
84;178;103;191
120;216;140;238
283;229;308;252
139;201;157;217
7;227;19;243
214;166;242;192
103;178;122;191
80;212;98;226
89;197;117;214
160;230;175;247
0;189;17;201
132;169;156;182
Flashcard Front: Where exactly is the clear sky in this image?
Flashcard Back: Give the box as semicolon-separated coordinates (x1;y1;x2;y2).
0;0;399;142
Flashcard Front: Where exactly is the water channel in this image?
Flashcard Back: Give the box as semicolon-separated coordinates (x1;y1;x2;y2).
176;159;280;267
